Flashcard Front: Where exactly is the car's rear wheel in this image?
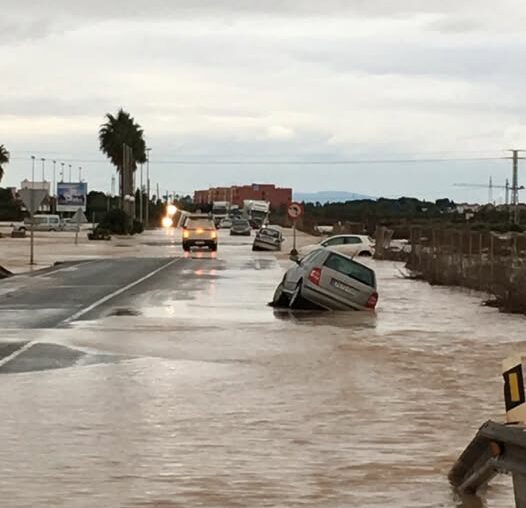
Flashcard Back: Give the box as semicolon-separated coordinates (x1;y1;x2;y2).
182;242;190;252
358;251;372;257
272;282;289;307
210;245;217;252
289;281;306;309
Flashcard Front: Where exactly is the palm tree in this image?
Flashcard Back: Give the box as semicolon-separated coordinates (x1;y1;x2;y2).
0;144;9;183
99;109;146;197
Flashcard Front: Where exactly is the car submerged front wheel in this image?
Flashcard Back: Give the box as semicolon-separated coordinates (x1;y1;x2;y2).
272;282;289;307
289;281;306;309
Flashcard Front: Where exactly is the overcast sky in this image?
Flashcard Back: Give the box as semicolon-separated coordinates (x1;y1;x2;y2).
2;0;526;201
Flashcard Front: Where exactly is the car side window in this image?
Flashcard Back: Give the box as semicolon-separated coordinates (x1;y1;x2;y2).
345;236;363;245
300;249;326;266
323;237;345;247
299;250;322;265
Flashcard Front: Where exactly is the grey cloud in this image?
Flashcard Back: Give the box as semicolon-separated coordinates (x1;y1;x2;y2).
0;97;114;117
293;39;525;82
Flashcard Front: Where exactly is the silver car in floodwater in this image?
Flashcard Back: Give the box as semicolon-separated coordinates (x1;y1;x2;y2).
252;227;284;251
273;248;378;311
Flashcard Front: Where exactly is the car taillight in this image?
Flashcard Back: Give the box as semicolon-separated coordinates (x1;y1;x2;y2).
183;230;189;238
308;267;322;286
366;292;378;310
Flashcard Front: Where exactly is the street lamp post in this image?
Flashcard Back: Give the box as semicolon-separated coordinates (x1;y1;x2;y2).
145;147;151;227
79;166;82;182
139;162;144;223
68;164;72;181
41;158;46;182
52;160;57;213
60;162;65;182
30;156;36;265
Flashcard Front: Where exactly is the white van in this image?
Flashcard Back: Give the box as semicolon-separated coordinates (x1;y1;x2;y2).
18;215;63;232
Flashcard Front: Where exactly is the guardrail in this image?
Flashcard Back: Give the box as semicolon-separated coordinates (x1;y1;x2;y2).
449;420;526;505
449;354;526;507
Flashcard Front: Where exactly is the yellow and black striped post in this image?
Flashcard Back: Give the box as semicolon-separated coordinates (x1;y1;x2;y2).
503;354;526;425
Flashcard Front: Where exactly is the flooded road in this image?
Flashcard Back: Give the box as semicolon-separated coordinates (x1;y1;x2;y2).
0;229;523;507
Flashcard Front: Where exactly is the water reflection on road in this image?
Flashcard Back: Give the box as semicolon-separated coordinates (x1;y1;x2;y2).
0;235;523;507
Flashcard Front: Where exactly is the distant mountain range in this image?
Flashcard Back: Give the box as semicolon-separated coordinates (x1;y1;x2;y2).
293;191;375;203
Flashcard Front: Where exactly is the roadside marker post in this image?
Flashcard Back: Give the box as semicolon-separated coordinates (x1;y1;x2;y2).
287;202;304;256
503;354;526;425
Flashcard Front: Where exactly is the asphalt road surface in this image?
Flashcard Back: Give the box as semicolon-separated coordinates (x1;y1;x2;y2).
0;229;520;507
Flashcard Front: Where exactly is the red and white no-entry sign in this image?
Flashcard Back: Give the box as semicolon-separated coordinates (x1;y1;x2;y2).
287;202;304;220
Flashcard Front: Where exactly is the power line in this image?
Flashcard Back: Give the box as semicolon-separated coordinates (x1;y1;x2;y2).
9;156;501;165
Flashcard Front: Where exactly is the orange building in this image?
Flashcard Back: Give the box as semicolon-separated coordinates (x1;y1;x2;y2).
194;184;292;210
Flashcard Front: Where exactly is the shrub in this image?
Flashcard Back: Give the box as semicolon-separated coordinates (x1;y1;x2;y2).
132;220;144;235
99;209;131;235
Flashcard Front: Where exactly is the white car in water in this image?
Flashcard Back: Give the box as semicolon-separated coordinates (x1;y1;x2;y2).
299;234;375;258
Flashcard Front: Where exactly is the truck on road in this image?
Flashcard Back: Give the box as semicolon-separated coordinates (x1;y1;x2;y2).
243;200;270;229
212;201;230;226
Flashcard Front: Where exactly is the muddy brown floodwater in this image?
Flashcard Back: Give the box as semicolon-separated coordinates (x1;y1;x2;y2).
0;234;523;507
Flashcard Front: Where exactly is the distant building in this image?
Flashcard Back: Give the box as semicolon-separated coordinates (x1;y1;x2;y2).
194;184;292;210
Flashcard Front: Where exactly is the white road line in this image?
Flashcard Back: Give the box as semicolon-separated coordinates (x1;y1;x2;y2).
62;258;183;324
0;341;37;369
38;260;98;278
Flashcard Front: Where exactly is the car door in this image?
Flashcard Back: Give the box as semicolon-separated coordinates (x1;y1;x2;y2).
342;236;365;256
320;236;346;253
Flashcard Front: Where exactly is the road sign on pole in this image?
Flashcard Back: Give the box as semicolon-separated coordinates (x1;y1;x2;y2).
287;202;304;220
18;188;49;265
287;202;304;256
72;208;88;245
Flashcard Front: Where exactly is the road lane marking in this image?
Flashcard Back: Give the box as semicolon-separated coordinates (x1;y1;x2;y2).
0;341;36;369
61;258;183;324
38;260;99;278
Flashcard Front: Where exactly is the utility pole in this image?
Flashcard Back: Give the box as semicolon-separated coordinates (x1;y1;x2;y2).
489;176;494;205
505;179;510;206
146;147;152;227
506;150;525;224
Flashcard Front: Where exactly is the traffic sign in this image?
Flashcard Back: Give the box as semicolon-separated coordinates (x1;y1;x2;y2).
18;189;48;215
288;202;304;220
71;208;88;224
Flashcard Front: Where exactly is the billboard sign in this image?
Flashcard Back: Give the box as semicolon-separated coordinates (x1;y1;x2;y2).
57;182;87;212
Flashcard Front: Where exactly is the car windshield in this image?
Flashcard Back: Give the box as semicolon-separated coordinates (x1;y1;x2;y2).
186;219;214;229
324;253;376;288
